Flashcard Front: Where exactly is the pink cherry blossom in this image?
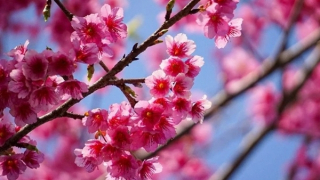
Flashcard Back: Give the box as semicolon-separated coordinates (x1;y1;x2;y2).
145;70;171;98
29;86;59;112
154;115;176;140
249;84;279;125
8;69;32;99
0;154;26;180
83;108;109;133
0;118;15;146
108;101;132;128
71;14;105;45
107;153;139;179
134;101;164;130
187;95;212;123
197;3;230;39
108;126;131;149
74;149;101;173
185;55;204;78
71;39;99;64
165;33;196;58
21;50;48;81
221;48;259;83
7;40;29;62
171;96;191;124
172;73;193;98
47;51;76;76
214;18;243;48
160;56;188;77
21;150;44;169
137;157;163;180
131;128;165;152
100;4;127;43
81;139;105;160
9;97;37;126
57;79;88;100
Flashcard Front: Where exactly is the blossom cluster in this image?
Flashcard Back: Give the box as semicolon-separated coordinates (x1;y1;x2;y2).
75;33;211;179
196;0;243;48
0;118;44;180
0;3;130;180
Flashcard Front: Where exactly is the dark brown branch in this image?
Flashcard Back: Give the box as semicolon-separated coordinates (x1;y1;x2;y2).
139;28;320;160
99;61;110;73
211;43;320;180
0;0;201;153
286;136;312;180
53;0;73;21
63;112;85;120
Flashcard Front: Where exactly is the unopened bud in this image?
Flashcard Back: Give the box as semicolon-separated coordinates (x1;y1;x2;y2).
87;64;94;82
157;29;168;36
43;0;51;22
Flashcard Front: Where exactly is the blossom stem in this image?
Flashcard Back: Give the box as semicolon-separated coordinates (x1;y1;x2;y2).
53;0;73;21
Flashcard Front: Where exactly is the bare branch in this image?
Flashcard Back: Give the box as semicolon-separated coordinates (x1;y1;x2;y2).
211;43;320;180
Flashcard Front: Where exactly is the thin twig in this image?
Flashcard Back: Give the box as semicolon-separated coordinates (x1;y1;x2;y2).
63;112;85;120
211;43;320;180
53;0;73;21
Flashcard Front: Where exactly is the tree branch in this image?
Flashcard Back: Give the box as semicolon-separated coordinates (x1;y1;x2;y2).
0;0;201;153
53;0;73;21
211;42;320;180
139;28;320;160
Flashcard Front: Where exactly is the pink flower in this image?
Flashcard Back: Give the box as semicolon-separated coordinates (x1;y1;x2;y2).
71;39;99;64
145;70;171;98
185;55;204;78
160;56;188;77
47;51;76;76
100;4;127;43
137;157;163;180
83;108;108;133
154;115;176;140
150;97;172;114
134;101;163;130
108;126;131;149
0;118;15;146
108;101;133;128
187;95;212;123
74;149;101;173
81;139;105;160
57;79;88;100
165;33;195;58
29;86;59;112
107;153;139;179
221;47;259;84
171;96;191;124
249;84;279;125
9;97;37;126
71;14;105;45
214;18;243;49
0;154;26;180
100;143;123;161
21;50;48;81
172;73;193;98
7;40;29;62
131;129;166;152
197;3;230;39
197;3;242;48
8;69;32;99
21;150;44;169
